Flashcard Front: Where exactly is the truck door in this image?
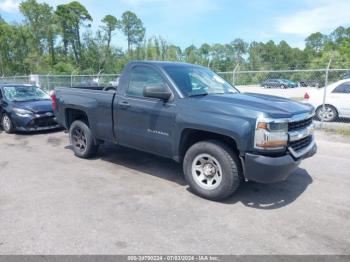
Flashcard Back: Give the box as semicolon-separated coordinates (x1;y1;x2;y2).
115;65;176;157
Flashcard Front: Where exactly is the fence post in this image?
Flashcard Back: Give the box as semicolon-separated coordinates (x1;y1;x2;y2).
47;73;50;91
321;57;333;128
232;64;239;86
70;73;73;88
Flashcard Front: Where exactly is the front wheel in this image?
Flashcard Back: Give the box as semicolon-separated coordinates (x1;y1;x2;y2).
69;120;99;158
1;113;14;134
316;105;338;122
183;140;241;201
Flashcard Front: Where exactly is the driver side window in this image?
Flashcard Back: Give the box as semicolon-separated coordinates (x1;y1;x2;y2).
127;66;167;97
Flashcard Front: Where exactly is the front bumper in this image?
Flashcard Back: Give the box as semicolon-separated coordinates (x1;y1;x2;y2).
243;140;317;184
11;113;61;132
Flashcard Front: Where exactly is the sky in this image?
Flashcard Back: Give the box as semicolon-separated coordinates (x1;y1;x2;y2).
1;0;350;50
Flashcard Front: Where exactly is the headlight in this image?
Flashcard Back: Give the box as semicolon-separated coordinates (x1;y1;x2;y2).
254;118;288;150
13;108;33;117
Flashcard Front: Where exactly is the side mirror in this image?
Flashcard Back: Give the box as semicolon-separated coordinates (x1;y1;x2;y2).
143;85;172;101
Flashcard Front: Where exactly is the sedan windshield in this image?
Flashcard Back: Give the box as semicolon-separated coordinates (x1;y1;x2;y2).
3;86;50;102
164;66;239;97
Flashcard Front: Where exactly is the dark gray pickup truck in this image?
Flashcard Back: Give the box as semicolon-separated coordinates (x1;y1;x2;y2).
53;61;317;200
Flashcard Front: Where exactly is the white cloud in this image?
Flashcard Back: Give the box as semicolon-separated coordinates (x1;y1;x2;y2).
0;0;19;12
276;0;350;36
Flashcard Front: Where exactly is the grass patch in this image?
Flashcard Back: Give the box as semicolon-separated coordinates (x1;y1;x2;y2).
290;97;304;101
324;128;350;137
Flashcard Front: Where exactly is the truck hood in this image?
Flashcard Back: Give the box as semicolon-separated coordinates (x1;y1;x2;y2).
12;100;53;113
189;93;313;118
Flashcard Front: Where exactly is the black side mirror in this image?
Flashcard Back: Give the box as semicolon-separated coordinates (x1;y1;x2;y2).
143;85;172;101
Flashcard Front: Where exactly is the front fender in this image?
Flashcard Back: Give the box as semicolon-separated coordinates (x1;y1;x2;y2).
174;111;254;157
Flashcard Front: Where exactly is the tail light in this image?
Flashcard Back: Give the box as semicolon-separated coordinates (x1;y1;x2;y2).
50;90;57;111
304;92;310;100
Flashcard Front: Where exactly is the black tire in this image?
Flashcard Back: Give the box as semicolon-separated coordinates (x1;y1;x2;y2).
1;113;14;134
281;85;287;89
316;105;338;122
69;120;99;158
183;140;241;201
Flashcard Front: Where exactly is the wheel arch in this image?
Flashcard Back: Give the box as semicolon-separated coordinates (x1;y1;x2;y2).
178;128;240;163
64;108;90;129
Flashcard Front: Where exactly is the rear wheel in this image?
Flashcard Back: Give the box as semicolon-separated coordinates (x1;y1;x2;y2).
316;105;338;122
183;140;241;201
69;120;98;158
1;113;14;134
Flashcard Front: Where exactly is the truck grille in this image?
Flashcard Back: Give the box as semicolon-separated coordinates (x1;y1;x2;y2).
289;135;312;152
288;117;313;132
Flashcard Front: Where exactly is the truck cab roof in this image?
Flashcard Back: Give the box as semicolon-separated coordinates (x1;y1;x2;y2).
127;61;205;69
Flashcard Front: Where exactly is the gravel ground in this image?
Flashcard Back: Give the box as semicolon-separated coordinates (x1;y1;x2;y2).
0;129;349;255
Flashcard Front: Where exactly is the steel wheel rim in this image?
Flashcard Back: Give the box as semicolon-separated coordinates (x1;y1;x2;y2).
319;106;335;121
2;115;11;131
72;127;87;152
191;153;223;190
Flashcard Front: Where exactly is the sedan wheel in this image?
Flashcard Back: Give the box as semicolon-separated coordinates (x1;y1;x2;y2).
2;114;14;133
316;105;338;122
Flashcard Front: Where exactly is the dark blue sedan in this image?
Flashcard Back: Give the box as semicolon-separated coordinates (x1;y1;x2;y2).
0;84;60;133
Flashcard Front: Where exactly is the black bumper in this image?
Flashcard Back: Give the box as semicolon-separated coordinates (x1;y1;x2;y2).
244;142;317;184
11;113;60;132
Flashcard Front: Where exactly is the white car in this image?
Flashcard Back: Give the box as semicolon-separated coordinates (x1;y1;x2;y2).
303;79;350;122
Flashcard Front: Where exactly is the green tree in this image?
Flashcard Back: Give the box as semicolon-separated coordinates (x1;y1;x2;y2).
100;15;119;70
55;1;93;65
20;0;57;66
120;11;145;54
305;32;328;53
101;15;119;52
231;38;248;63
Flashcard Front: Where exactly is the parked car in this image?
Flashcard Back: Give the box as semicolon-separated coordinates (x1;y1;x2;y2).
303;79;350;122
261;79;298;89
299;79;320;88
0;84;60;133
53;61;316;201
341;72;350;80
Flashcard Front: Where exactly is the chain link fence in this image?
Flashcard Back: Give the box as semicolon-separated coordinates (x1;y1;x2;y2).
0;74;120;91
218;68;350;87
0;68;349;130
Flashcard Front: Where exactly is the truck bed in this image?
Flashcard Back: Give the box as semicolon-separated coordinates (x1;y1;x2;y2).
55;87;116;141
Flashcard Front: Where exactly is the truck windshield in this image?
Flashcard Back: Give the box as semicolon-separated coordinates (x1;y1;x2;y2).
164;66;239;97
3;85;50;102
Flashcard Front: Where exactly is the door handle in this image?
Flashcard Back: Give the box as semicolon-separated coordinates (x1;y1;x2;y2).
119;101;130;109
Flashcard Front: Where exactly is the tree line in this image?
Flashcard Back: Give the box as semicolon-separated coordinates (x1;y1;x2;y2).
0;0;349;76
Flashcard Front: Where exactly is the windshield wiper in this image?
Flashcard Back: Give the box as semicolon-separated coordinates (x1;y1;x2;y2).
26;98;49;101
